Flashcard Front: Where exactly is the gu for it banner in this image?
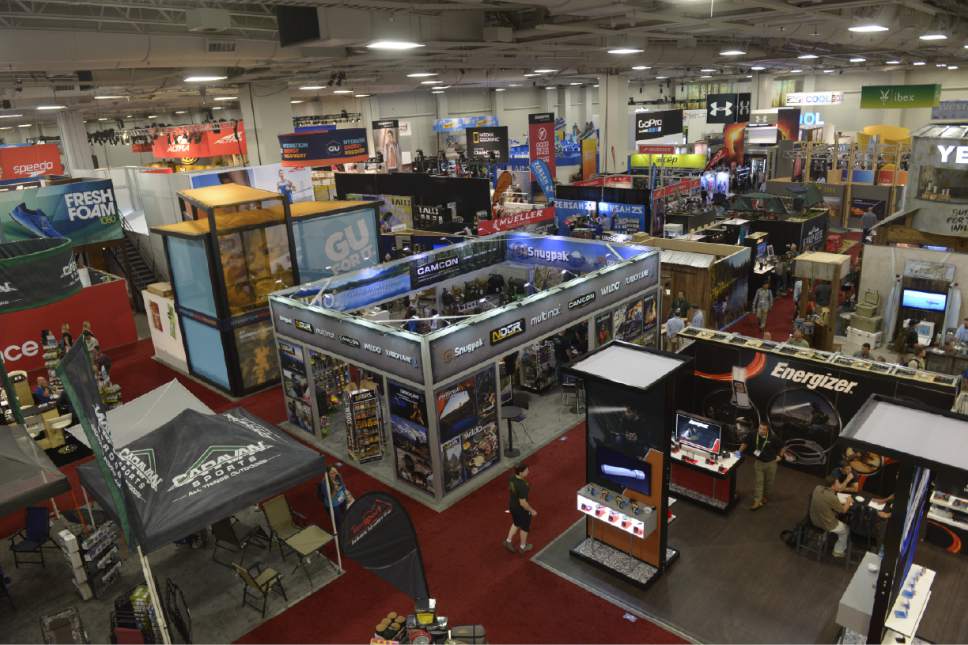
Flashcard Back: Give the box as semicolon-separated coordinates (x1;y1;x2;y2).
372;119;401;171
529;112;556;186
0;178;122;246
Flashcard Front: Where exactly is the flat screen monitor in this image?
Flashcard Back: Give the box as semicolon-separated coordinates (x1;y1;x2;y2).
594;444;652;496
675;412;722;454
901;289;947;312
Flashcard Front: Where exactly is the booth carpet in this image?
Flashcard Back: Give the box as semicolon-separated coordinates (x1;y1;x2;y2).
727;292;798;340
2;339;682;644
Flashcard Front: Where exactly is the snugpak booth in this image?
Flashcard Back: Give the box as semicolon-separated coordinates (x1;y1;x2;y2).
268;233;661;503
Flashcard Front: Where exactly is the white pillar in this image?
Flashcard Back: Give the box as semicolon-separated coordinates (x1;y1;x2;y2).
563;86;585;133
238;81;293;165
56;109;95;175
598;74;630;174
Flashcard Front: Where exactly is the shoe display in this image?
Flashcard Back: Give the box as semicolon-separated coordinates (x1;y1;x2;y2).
9;203;64;238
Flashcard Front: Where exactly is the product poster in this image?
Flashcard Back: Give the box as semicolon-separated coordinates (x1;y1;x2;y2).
388;381;434;495
643;294;657;333
150;301;163;331
348;193;413;232
234;319;280;390
616;300;644;342
710;247;752;329
372;119;402;171
436;377;478;445
0;178;122;246
465;126;510;163
441;436;464;491
308;350;337;419
279;341;312;433
595;311;613;347
189;163;314;203
776;108;802;142
436;366;500;492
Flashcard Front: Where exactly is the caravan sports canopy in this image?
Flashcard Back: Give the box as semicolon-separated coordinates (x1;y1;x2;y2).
0;423;70;517
67;380;213;449
78;407;324;553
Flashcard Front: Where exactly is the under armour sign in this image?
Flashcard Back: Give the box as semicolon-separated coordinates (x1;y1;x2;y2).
706;93;751;124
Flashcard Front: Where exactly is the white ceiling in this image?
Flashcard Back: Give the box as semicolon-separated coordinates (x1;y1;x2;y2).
0;0;966;124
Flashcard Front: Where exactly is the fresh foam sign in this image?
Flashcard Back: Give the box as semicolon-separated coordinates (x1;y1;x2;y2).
64;188;116;222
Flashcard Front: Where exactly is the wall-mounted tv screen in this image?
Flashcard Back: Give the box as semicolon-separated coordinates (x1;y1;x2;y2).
901;289;947;312
675;412;722;454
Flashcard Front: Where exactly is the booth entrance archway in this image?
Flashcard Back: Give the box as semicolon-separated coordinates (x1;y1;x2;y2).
269;233;662;507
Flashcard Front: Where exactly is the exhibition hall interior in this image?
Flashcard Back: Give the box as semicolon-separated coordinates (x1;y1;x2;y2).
5;0;968;643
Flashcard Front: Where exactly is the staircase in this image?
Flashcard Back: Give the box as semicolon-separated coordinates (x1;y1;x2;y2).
121;233;156;294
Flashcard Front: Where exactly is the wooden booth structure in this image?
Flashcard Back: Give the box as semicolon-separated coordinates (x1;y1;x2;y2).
793;251;851;351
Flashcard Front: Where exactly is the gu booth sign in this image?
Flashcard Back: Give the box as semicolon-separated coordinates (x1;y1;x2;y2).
0;144;64;181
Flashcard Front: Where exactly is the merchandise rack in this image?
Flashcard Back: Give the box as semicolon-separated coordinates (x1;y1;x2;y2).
519;341;556;393
345;388;385;463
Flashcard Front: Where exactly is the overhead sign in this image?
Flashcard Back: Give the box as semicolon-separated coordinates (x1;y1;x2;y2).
429;248;658;381
466;126;509;163
908;135;968;237
434;116;497;133
706;93;751;124
860;84;941;109
785;91;844;107
0;178;122;246
932;100;968;121
0;144;64;181
151;123;246;159
529;113;556;186
278;128;369;167
372;119;401;171
477;206;555;235
633;109;684;141
630;153;706;169
0;238;80;313
293;206;378;277
652;177;701;199
637;144;676;154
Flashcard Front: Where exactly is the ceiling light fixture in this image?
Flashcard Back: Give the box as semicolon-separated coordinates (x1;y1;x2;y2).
212;107;223;111
750;66;766;71
174;110;187;114
920;34;947;41
700;68;716;72
431;90;444;94
700;75;711;79
798;54;818;59
545;86;556;90
290;100;303;104
299;85;325;90
420;80;443;85
36;105;65;111
212;96;237;101
655;76;668;80
509;83;521;87
17;123;31;128
523;73;540;78
125;114;133;118
333;89;353;94
745;75;753;78
886;60;901;64
367;40;425;50
608;48;643;55
97;117;108;121
790;69;802;73
848;24;888;33
569;82;582;85
184;75;227;82
354;94;370;98
534;68;558;74
495;88;506;92
720;49;746;56
407;72;437;78
0;113;23;119
948;65;960;70
632;66;651;70
147;115;158;118
593;84;599;87
0;127;10;131
849;57;867;62
94;95;124;100
913;61;926;66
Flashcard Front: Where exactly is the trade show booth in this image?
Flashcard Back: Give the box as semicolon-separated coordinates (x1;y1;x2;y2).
556;183;652;236
151;183;380;397
268;233;661;502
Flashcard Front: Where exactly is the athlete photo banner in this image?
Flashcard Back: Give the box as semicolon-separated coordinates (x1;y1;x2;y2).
0;238;80;313
279;128;369;167
372;119;401;171
0;178;122;246
0;144;64;181
529;112;556;183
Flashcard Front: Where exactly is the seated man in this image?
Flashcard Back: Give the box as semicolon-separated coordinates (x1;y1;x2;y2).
809;472;853;558
32;376;52;404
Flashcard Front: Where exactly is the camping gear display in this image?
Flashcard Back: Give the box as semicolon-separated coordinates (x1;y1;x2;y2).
345;388;385;463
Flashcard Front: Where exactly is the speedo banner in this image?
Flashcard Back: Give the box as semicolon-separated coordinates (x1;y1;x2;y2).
0;179;122;246
279;129;369;167
0;238;80;313
529;112;556;189
0;144;64;181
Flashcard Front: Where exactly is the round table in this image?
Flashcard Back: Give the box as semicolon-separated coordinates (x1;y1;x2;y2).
500;405;525;458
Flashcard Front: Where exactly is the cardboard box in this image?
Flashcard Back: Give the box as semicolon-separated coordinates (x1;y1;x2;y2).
146;282;173;298
851;314;883;333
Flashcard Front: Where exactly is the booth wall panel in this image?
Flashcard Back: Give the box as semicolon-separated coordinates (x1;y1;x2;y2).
167;237;217;318
182;317;230;389
859;245;967;323
0;278;137;372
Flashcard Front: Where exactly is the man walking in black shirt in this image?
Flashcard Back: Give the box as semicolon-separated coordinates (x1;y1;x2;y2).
740;422;786;510
504;463;537;553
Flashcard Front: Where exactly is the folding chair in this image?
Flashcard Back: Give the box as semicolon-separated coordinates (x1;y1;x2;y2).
211;517;269;568
232;562;288;618
9;507;51;568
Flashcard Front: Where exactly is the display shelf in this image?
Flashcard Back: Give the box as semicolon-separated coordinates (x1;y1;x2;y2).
345;388;385;464
927;510;968;531
577;484;658;539
930;491;968;513
883;564;935;639
519;341;556;393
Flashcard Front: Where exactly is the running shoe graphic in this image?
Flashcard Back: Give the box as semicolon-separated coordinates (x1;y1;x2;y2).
9;203;64;238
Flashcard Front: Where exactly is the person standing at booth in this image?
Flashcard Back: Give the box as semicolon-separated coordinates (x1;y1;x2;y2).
741;422;786;510
752;283;774;332
504;463;537;554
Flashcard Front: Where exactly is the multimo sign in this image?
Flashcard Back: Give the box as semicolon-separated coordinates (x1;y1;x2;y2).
428;252;659;381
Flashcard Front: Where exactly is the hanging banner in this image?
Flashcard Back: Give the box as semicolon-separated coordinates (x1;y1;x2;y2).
776;108;802;142
652;177;701;199
638;144;676;155
150;122;246;159
338;491;430;605
633;109;684;141
723;121;748;164
529;112;556;187
529;159;556;203
278;128;369;167
0;178;122;246
932;100;968;121
433;115;497;133
466;126;509;163
785;91;844;107
630;153;707;169
860;84;941;109
203;124;247;157
478;206;555;235
706;93;751;124
372;119;401;171
581;137;598;179
0;144;64;181
0;238;80;313
58;342;135;545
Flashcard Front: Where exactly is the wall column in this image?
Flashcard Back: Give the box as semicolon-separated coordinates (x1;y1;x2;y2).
238;81;293;165
56;109;96;174
598;74;630;174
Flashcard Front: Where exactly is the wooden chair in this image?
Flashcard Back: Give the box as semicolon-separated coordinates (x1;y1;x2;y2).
8;371;33;408
232;562;287;618
37;412;70;451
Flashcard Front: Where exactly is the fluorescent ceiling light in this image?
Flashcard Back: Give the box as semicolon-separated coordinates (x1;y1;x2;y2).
147;115;158;118
17;123;31;127
593;84;599;87
94;95;124;100
431;90;444;94
174;110;187;114
745;75;753;78
569;82;582;85
184;75;227;82
212;96;237;101
849;57;867;62
534;68;558;73
948;65;959;70
97;117;108;121
333;89;353;94
655;76;668;80
750;66;766;71
36;105;65;110
407;72;437;78
848;24;888;33
367;40;424;50
494;88;506;92
0;113;23;119
632;66;651;70
798;54;818;59
720;49;746;56
913;61;926;66
436;86;451;89
421;80;443;85
125;114;133;118
509;83;521;87
886;60;901;64
212;107;223;111
290;100;303;104
608;48;643;54
0;127;11;131
823;69;835;73
545;86;556;90
920;34;947;41
700;68;716;72
700;75;711;79
299;85;325;90
790;69;802;73
354;94;370;98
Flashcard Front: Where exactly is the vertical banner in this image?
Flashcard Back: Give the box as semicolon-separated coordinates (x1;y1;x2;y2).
581;137;598;179
57;343;135;545
776;108;802;142
372;119;401;171
529;112;556;187
529;159;556;203
723;121;748;165
706;93;751;124
388;381;434;495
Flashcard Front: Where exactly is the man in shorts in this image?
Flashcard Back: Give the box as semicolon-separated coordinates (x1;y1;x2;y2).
504;463;537;554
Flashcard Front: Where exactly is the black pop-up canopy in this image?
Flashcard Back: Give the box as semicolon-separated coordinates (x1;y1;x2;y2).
0;424;70;518
78;407;324;553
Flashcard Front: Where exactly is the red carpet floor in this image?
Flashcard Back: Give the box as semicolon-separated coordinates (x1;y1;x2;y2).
726;292;798;341
7;339;685;643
